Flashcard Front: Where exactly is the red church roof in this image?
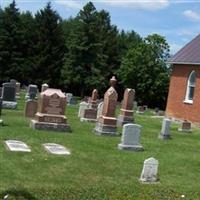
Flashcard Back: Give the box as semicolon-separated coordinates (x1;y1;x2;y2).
169;34;200;65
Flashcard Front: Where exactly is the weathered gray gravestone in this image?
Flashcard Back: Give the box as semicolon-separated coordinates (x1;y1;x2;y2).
66;93;73;103
118;123;143;151
2;83;17;109
159;118;171;139
25;84;38;100
139;157;159;183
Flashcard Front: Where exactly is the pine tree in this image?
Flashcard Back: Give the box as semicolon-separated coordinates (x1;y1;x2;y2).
0;1;23;81
34;2;65;87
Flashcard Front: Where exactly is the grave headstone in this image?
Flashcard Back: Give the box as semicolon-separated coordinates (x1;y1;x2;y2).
81;89;98;122
31;88;71;132
118;88;135;126
139;157;159;183
159;118;171;139
133;101;138;109
66;93;73;104
0;87;2;97
178;120;191;133
0;97;2;116
16;82;21;99
2;83;17;109
41;83;49;92
97;102;104;119
78;101;89;118
118;123;143;151
25;84;38;100
5;140;31;152
69;97;77;105
25;99;38;118
95;76;118;135
136;106;145;114
43;143;71;155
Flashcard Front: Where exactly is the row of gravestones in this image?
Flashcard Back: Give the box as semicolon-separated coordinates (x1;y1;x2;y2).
3;139;159;183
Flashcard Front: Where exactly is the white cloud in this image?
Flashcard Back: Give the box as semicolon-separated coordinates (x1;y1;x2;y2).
102;0;170;11
183;10;200;22
54;0;170;11
54;0;82;9
170;43;183;54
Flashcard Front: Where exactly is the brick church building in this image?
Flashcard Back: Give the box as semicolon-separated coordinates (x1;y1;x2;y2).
166;34;200;124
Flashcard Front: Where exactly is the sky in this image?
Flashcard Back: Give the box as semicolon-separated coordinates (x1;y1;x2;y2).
0;0;200;54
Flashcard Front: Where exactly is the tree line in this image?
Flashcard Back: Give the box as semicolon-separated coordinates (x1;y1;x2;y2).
0;1;170;108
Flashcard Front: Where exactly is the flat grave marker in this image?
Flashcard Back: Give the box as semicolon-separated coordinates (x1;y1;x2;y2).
5;140;31;152
43;143;71;155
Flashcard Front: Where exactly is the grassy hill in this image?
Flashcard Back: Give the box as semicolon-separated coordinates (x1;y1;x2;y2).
0;93;200;200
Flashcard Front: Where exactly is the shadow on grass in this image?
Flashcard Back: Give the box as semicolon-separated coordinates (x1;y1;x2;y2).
0;188;37;200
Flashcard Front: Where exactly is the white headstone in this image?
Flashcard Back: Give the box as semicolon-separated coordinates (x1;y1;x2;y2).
5;140;31;152
118;123;143;151
159;118;171;139
97;102;104;119
43;143;71;155
78;101;89;118
140;157;159;183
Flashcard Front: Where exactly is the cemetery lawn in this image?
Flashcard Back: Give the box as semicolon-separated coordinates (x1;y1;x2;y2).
1;93;200;200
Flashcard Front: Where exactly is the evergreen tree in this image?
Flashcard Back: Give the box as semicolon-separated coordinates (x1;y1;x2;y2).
0;1;23;81
34;2;65;87
61;2;120;96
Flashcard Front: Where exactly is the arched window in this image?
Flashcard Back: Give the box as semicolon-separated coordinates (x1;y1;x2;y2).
185;70;196;103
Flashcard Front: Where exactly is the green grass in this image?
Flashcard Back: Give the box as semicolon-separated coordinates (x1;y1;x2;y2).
0;93;200;200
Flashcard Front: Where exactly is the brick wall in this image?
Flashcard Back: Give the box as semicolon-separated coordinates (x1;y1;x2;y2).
166;64;200;123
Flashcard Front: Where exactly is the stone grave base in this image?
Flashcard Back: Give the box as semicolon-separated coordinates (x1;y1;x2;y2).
94;122;118;136
2;101;17;109
80;117;97;123
118;143;143;151
178;128;191;133
117;115;134;126
30;120;71;132
158;134;171;139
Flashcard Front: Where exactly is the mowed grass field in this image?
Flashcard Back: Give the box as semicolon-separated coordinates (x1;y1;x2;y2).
0;92;200;200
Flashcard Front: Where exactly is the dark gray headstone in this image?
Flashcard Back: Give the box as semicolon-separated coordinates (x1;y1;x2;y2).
0;97;2;116
0;87;2;97
10;79;17;85
26;85;38;100
2;83;16;102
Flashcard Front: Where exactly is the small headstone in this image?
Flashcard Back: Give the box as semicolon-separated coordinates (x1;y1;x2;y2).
133;101;137;109
97;102;104;119
66;93;73;103
0;97;2;116
118;88;135;126
178;120;191;133
41;83;49;92
143;105;148;110
78;101;89;118
139;157;159;183
5;140;31;152
25;100;38;118
2;83;17;109
10;79;17;85
159;118;171;139
16;82;21;99
26;84;38;100
136;106;144;114
43;143;70;155
118;123;143;151
0;87;2;97
69;97;77;105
